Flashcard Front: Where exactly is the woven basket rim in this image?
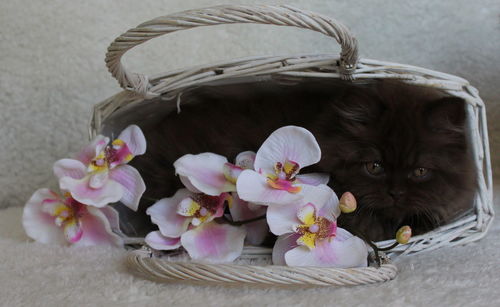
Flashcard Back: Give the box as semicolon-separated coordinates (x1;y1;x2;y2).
126;247;398;287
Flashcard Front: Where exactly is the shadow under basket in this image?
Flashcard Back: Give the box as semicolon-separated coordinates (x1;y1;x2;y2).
90;5;494;286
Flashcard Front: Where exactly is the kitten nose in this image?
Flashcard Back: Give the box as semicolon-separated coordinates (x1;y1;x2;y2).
389;189;406;199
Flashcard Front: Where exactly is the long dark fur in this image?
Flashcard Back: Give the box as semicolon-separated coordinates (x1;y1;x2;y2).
125;79;476;241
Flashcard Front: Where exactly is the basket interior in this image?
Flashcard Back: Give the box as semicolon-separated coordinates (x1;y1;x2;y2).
96;74;490;256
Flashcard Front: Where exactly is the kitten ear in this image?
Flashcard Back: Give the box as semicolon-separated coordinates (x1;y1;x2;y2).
425;97;466;132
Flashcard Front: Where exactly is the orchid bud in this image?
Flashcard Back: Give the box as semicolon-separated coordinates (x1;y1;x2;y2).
339;192;357;213
396;225;412;244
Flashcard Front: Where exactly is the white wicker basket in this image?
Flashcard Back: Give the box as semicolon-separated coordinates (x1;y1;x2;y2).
90;5;494;286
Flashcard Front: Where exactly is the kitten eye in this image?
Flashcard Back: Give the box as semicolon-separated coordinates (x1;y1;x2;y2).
365;161;384;176
412;167;430;179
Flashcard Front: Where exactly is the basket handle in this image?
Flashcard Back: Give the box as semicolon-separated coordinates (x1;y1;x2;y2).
105;5;359;98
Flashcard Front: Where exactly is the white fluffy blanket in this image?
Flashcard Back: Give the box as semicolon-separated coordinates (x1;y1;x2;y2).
1;185;498;306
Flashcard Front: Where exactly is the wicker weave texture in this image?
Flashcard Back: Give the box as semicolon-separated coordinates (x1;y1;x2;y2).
126;248;398;287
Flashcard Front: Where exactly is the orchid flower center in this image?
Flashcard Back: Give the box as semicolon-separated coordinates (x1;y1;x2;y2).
178;193;232;226
266;160;302;193
60;197;84;224
43;195;83;226
295;215;336;249
41;194;85;243
89;139;133;172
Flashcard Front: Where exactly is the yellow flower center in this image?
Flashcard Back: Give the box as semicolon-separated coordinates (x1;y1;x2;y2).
266;160;302;193
295;213;336;249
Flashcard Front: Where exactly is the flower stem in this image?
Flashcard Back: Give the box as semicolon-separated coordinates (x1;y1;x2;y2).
377;241;400;251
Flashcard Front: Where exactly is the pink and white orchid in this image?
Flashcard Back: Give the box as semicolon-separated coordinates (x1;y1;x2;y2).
174;150;268;245
173;151;256;196
22;188;123;247
53;125;146;210
145;151;265;262
236;126;329;206
180;222;246;262
147;188;230;238
145;189;246;263
268;184;368;268
145;221;246;264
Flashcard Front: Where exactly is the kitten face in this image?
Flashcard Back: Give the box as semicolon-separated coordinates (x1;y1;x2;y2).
322;82;475;239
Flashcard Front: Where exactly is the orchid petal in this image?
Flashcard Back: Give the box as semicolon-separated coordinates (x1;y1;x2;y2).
179;176;202;193
266;203;300;236
236;169;305;206
73;206;123;247
174;153;235;196
99;206;122;235
108;165;145;211
235;151;256;169
272;233;300;265
89;170;109;189
63;218;83;243
145;231;181;251
59;176;123;208
296;173;330;186
254;126;321;173
146;189;193;238
116;124;146;156
297;203;317;225
76;135;109;165
303;184;340;220
180;222;246;263
284;228;368;268
22;189;67;245
53;159;86;180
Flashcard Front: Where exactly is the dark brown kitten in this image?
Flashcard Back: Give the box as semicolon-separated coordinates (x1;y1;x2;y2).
125;79;475;241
